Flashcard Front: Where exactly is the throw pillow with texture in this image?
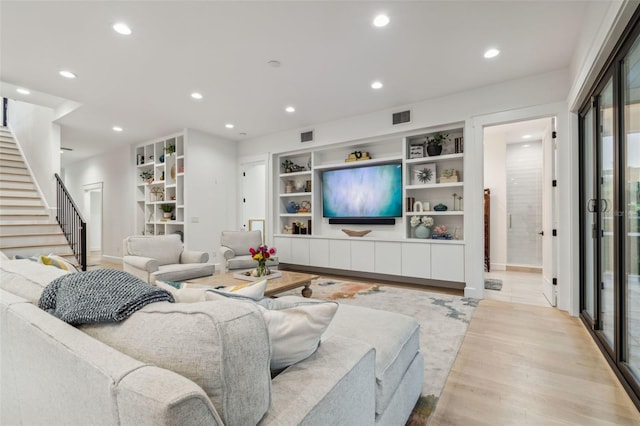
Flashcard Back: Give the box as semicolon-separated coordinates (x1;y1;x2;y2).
256;298;339;370
205;279;267;301
39;254;79;272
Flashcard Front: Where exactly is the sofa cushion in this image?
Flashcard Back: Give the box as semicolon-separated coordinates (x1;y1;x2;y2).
227;255;260;270
220;230;262;256
323;304;420;415
152;263;215;282
126;235;182;266
80;300;271;426
0;258;69;304
155;279;266;303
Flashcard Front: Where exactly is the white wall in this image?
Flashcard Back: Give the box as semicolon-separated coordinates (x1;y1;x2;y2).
183;129;237;262
7;99;60;208
64;147;133;259
483;132;507;270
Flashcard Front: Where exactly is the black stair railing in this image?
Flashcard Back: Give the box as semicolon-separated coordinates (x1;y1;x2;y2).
54;174;87;271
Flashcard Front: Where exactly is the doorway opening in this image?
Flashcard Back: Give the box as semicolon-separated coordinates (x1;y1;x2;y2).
483;117;555;307
83;182;103;267
240;160;267;239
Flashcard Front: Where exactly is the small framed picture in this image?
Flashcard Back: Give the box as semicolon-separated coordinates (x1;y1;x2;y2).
414;163;436;184
409;143;425;159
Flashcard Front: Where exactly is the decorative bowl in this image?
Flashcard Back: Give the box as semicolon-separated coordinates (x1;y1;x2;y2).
342;229;371;237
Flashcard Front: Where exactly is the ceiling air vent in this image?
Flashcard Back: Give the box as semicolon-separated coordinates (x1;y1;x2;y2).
392;110;411;125
300;130;314;143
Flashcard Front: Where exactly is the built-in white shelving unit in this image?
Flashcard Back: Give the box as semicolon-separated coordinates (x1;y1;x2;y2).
272;124;467;287
135;133;186;240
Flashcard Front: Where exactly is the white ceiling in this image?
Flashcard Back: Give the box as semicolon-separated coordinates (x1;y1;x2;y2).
484;117;553;144
0;1;599;165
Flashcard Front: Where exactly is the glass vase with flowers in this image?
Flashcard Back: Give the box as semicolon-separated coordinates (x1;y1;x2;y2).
249;244;277;277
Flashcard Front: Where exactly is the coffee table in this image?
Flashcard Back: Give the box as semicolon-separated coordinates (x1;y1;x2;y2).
184;270;318;298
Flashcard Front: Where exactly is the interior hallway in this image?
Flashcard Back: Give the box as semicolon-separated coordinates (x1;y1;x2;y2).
484;269;551;307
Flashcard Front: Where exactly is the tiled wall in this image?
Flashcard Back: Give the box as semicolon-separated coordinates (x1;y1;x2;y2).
506;141;542;267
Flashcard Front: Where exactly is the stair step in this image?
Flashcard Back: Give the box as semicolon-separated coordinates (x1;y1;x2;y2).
1;233;68;247
0;205;48;213
0;223;61;235
0;244;75;259
0;141;17;148
0;174;32;184
0;214;51;224
0;180;35;189
0;152;22;160
0;161;26;170
0;197;43;207
1;167;29;176
0;157;24;166
0;188;38;197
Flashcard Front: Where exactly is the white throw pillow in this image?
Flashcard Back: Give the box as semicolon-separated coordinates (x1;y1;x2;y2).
256;298;339;370
205;279;267;301
156;279;267;303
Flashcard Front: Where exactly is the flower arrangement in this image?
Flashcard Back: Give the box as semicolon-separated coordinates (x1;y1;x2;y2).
140;170;154;182
410;215;434;228
249;244;277;277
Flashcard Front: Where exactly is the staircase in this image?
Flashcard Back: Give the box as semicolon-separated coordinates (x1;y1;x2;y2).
0;126;74;259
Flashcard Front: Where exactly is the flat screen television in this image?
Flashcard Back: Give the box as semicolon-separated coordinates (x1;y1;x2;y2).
322;163;402;224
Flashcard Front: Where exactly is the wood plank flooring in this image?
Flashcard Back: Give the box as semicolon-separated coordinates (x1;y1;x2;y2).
430;299;640;425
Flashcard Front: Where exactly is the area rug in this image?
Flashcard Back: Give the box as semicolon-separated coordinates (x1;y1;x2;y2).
282;279;478;425
484;278;503;291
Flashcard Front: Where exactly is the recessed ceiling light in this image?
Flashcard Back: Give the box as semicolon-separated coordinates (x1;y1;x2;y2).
484;48;500;59
191;92;203;100
112;126;123;132
16;88;30;95
225;123;234;129
268;60;281;68
371;81;383;90
522;144;530;148
373;14;390;27
522;134;532;139
285;106;296;113
113;22;132;35
59;70;77;79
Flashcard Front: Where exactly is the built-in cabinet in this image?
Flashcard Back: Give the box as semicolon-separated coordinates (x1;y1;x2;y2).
134;133;185;240
273;124;466;286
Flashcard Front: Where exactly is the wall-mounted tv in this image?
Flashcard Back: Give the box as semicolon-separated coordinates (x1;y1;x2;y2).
322;163;402;224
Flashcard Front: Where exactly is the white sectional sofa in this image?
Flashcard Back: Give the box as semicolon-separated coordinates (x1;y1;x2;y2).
0;257;423;425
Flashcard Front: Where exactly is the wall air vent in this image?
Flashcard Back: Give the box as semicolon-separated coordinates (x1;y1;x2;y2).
392;110;411;125
300;130;314;143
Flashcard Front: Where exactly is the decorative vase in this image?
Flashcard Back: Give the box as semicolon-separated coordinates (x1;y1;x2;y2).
427;145;443;156
414;224;432;239
254;261;270;277
163;212;172;219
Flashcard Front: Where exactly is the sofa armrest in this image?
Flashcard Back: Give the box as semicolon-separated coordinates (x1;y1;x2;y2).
123;255;159;273
117;365;224;426
219;246;234;261
180;250;209;264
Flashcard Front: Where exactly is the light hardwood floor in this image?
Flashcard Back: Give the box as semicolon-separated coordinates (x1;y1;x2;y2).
430;299;640;425
97;259;639;423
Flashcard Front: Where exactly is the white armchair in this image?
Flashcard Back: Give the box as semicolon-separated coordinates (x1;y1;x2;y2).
123;235;214;283
219;230;279;272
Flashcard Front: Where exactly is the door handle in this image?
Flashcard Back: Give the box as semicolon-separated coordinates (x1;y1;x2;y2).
538;231;544;236
587;199;597;212
601;199;609;212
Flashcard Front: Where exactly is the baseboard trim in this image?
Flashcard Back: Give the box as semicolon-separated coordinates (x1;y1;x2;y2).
506;265;542;273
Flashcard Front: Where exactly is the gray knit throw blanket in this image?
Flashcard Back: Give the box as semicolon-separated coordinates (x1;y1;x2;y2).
39;269;174;325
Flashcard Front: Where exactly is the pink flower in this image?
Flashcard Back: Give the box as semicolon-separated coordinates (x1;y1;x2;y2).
269;248;276;255
249;247;256;255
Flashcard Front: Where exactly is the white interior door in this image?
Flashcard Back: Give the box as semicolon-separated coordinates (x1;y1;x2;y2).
83;182;103;256
240;161;266;234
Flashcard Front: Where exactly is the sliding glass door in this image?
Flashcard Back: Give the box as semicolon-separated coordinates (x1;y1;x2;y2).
580;11;640;406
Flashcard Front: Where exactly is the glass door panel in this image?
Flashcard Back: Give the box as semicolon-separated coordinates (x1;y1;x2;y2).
599;78;615;348
623;36;640;381
583;108;596;319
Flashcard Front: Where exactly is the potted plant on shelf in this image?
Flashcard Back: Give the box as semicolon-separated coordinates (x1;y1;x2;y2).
159;204;174;219
140;170;154;184
164;144;176;156
426;132;449;156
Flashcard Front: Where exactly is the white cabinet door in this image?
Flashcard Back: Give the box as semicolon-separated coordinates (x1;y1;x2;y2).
431;244;465;282
402;243;431;278
309;239;330;267
273;237;292;263
290;238;310;265
329;240;351;270
351;241;375;272
375;242;402;275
